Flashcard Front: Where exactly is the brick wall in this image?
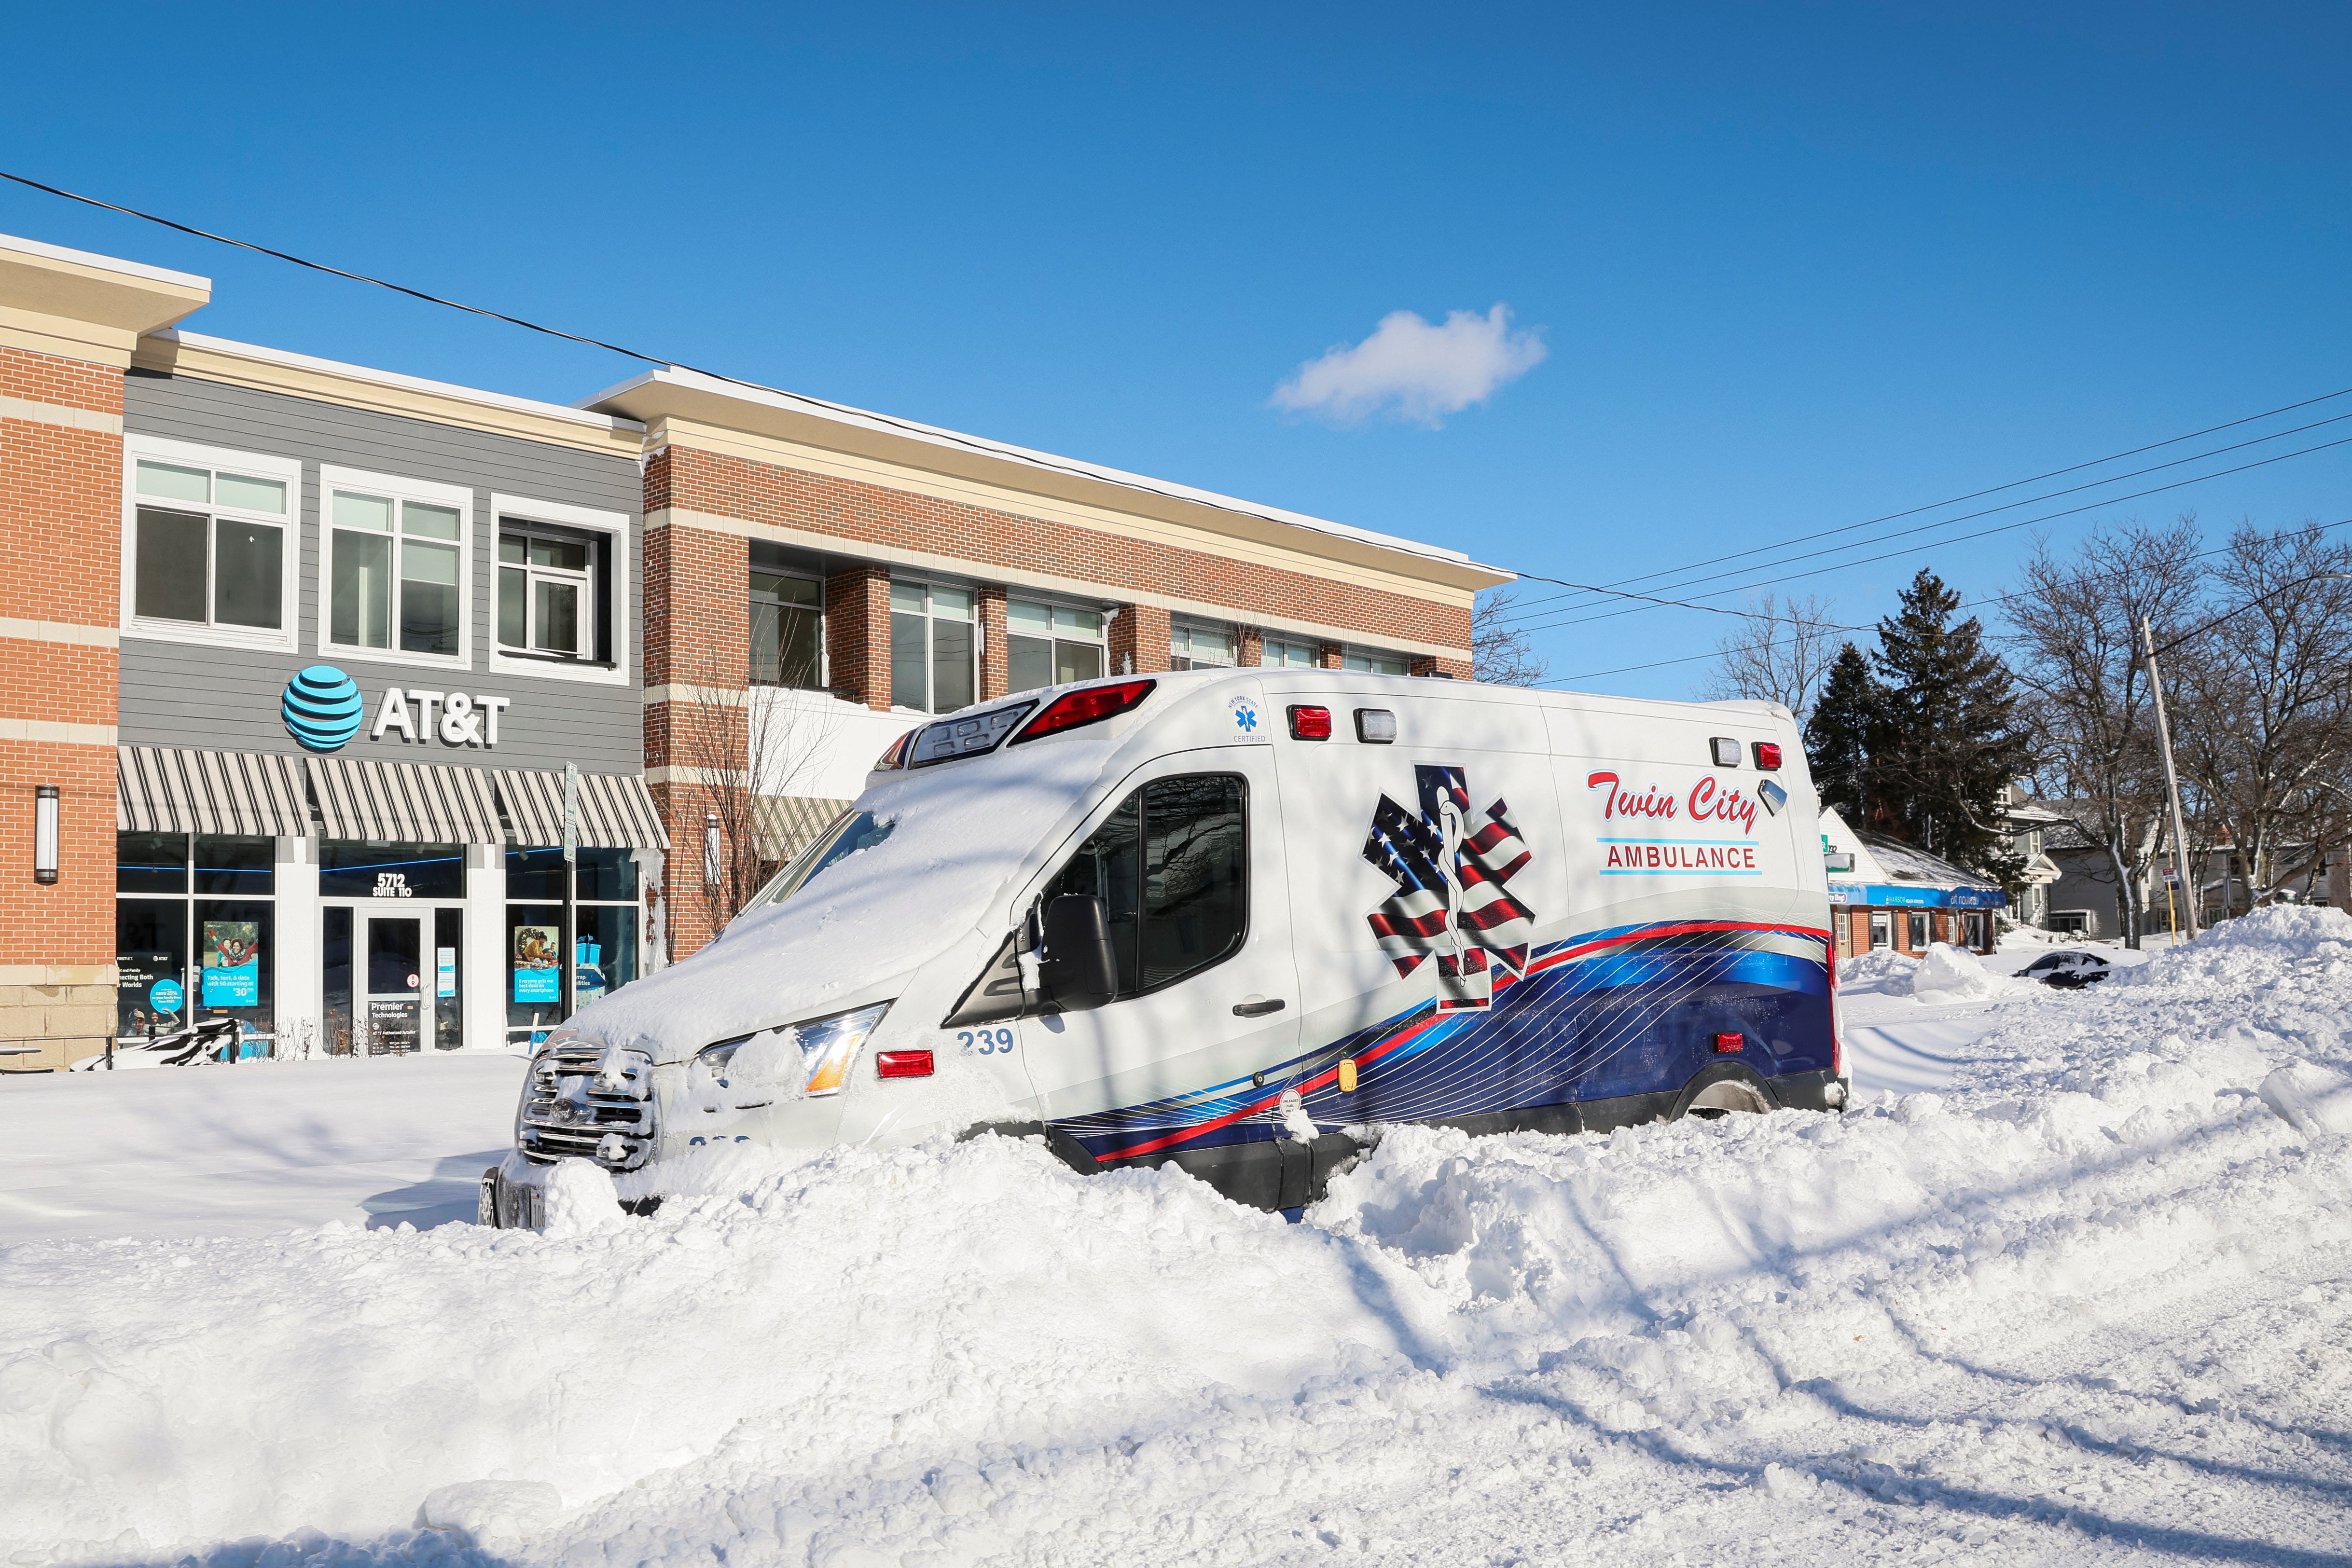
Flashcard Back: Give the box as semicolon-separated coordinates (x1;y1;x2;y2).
824;566;891;710
1109;602;1171;678
976;585;1009;701
654;446;1471;655
0;344;125;1065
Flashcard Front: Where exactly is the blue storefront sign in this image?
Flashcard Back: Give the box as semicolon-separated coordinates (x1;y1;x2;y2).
1828;881;2008;909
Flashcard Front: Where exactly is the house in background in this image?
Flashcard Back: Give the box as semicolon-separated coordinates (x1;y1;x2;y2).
1820;806;2005;959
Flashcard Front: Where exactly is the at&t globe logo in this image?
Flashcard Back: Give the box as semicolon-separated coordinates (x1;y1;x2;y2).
281;665;365;752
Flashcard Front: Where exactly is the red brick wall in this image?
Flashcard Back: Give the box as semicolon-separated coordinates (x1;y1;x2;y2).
824;565;891;710
652;446;1470;656
1109;602;1171;678
976;585;1009;701
0;345;123;986
1236;627;1263;668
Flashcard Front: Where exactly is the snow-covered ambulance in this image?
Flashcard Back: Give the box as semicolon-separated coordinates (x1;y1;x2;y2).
483;670;1845;1222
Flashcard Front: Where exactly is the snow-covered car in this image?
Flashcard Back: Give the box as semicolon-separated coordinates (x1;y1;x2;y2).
483;670;1851;1224
2021;949;2113;988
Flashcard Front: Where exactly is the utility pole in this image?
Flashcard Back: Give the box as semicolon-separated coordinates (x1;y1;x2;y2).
2142;615;2200;940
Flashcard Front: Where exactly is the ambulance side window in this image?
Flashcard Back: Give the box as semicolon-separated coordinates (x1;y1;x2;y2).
1041;773;1247;1000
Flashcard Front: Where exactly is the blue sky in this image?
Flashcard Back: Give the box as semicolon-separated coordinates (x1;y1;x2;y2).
5;2;2346;694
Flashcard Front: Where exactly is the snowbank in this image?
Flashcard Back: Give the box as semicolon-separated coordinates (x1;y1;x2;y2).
6;911;2352;1564
1835;947;1915;990
1907;941;2005;1003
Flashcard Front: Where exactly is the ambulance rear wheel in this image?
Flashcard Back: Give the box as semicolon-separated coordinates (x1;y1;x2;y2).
1675;1069;1775;1122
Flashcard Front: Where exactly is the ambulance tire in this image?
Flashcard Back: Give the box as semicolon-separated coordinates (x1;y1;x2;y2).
960;1120;1105;1175
478;1166;503;1228
1671;1062;1777;1122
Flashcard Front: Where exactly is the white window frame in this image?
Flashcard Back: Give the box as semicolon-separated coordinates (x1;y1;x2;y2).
748;562;828;690
1260;634;1320;670
1341;645;1410;675
489;494;632;688
890;577;980;715
1168;618;1236;671
1005;594;1107;694
120;434;302;654
318;465;475;674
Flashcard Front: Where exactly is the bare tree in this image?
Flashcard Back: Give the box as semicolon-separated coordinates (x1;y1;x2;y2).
2007;518;2202;947
1472;587;1551;687
2172;521;2352;912
1700;592;1840;725
670;645;843;941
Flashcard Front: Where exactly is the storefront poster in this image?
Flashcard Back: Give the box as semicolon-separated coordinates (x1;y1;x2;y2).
436;946;457;998
575;941;606;1004
201;921;261;1007
368;997;420;1054
512;925;561;1004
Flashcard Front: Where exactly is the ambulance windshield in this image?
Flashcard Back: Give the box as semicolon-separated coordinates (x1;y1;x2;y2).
750;810;896;912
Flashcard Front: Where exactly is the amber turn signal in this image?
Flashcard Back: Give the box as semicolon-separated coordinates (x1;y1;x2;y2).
1337;1057;1358;1092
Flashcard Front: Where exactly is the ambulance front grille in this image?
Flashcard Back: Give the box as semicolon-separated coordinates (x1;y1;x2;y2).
516;1043;656;1169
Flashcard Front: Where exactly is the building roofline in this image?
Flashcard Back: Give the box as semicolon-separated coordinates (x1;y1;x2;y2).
582;366;1509;587
149;330;646;434
0;231;211;291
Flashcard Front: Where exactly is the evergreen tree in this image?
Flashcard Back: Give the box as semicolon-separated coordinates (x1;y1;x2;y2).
1803;642;1885;827
1869;568;2030;872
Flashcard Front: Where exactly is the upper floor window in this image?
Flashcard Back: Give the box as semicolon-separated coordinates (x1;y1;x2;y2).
1169;620;1234;671
1342;647;1409;675
490;494;629;683
749;545;825;688
123;440;298;649
323;468;469;664
1008;599;1103;692
1262;636;1319;669
891;580;975;714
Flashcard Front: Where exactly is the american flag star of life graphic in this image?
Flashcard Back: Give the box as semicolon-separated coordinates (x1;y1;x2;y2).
1362;765;1536;1011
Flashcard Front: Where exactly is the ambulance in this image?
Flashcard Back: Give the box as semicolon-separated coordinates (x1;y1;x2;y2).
482;669;1845;1222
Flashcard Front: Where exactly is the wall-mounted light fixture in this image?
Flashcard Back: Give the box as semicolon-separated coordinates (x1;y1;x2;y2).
703;812;722;887
33;785;58;884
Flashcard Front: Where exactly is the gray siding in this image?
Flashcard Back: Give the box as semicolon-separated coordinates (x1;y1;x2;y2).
121;372;642;775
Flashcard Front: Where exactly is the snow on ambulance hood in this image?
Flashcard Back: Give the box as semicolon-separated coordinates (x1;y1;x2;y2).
572;722;1120;1064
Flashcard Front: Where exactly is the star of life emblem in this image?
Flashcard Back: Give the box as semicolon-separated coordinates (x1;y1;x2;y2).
1362;765;1536;1011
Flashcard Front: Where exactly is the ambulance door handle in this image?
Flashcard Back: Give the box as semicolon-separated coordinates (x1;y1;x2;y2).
1232;997;1287;1018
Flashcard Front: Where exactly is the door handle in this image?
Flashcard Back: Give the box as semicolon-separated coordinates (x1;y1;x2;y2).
1231;997;1287;1018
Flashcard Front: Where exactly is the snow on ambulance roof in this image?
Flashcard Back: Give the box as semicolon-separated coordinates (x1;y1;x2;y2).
580;366;1511;587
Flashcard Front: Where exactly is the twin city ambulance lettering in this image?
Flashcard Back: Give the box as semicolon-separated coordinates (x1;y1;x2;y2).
1588;771;1762;875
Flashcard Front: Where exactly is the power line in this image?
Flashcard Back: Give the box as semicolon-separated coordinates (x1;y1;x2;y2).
1492;385;2352;624
1506;431;2352;641
1547;517;2352;688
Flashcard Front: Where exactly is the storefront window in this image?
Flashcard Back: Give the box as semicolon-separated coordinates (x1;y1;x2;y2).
116;832;276;1045
1262;637;1319;669
320;841;465;900
505;848;643;1042
1168;621;1235;671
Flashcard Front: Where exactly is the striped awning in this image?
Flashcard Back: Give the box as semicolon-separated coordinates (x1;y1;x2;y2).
498;769;670;850
117;747;311;837
754;795;855;861
307;756;503;844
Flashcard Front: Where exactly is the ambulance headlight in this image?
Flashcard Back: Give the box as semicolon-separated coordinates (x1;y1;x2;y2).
693;1001;894;1101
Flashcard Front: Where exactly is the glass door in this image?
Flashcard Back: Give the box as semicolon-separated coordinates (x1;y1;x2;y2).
365;913;424;1055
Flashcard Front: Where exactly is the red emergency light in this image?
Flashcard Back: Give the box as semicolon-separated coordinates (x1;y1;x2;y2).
1287;705;1333;740
1753;742;1783;770
1010;680;1155;745
876;1050;935;1079
1712;1032;1743;1054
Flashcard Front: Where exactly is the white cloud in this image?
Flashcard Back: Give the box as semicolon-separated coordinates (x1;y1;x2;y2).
1271;304;1548;427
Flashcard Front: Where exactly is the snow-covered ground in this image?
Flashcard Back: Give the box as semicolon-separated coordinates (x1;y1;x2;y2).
5;911;2352;1566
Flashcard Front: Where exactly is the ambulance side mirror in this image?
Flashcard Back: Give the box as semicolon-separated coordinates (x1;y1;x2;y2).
1037;894;1118;1013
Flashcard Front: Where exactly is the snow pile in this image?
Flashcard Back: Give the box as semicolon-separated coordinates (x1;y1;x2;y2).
1834;947;1914;990
7;909;2352;1563
2260;1059;2352;1136
2116;903;2352;991
1906;941;2004;1003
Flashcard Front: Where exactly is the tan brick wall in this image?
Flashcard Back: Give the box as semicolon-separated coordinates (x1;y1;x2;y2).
0;345;123;1013
976;585;1009;701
